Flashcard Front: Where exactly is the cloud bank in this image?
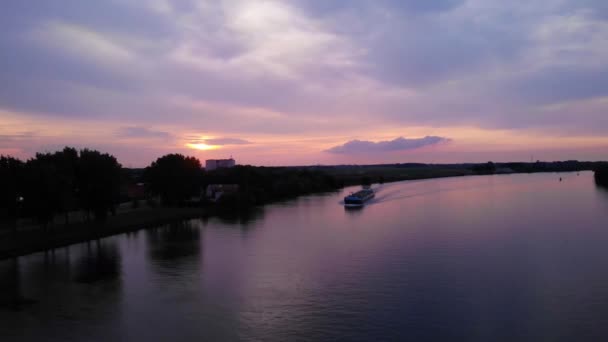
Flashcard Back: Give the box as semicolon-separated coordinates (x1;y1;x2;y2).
204;138;251;146
326;136;449;154
116;127;171;140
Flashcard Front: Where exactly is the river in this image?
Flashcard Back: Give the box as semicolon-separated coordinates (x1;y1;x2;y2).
2;172;608;341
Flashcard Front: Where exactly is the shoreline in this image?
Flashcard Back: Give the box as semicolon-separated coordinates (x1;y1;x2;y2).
0;207;209;261
0;169;593;261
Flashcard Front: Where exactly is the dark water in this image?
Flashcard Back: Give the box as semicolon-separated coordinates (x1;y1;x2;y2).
2;172;608;341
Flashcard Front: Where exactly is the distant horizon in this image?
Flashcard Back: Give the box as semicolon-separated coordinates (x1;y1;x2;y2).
6;145;607;169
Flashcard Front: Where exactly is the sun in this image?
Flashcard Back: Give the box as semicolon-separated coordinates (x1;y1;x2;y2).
186;143;219;151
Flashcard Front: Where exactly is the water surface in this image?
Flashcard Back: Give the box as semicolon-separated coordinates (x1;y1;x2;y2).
2;172;608;341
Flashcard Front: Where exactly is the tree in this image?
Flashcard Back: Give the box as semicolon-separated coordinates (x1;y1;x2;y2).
144;154;202;206
77;149;122;221
595;165;608;188
0;155;24;234
51;147;79;225
23;153;62;229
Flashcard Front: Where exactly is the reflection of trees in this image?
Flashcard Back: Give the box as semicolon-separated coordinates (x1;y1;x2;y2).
595;167;608;200
73;240;121;283
596;182;608;192
595;167;608;188
146;221;201;262
595;183;608;207
0;258;33;310
215;207;265;227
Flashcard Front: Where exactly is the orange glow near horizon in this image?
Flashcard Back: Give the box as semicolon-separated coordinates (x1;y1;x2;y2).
186;143;219;151
1;108;608;166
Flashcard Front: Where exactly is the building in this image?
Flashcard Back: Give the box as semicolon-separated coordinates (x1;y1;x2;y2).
205;158;236;171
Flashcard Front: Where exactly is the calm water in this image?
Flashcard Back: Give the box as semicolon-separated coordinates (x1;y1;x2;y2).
2;172;608;341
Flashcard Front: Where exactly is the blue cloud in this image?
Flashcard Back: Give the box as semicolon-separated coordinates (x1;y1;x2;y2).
204;138;251;145
293;0;464;16
326;136;450;154
116;127;171;140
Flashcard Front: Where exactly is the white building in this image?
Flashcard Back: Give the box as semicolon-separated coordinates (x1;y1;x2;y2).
205;158;236;171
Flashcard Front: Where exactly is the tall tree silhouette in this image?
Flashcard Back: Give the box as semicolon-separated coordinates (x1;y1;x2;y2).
52;147;79;225
0;155;24;234
23;153;62;229
77;149;122;221
145;154;202;206
595;166;608;187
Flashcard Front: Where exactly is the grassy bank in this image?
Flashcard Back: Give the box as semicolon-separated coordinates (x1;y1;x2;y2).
0;207;208;260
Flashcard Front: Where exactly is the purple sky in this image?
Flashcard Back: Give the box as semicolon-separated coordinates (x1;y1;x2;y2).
1;0;607;166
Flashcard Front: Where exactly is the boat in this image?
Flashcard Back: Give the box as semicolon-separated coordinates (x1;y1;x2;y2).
344;188;375;208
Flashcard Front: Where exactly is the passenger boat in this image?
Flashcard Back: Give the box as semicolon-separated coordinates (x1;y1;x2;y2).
344;188;375;208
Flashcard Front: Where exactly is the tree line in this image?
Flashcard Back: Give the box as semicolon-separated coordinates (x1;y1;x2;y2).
142;154;341;208
0;148;343;234
0;147;122;232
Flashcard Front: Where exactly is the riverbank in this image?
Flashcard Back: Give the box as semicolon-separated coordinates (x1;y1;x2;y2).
319;160;605;186
1;167;599;260
0;207;208;260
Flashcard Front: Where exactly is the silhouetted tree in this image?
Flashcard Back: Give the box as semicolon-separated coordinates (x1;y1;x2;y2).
23;153;62;229
595;166;608;187
52;147;79;225
0;155;24;234
77;149;122;221
144;154;202;206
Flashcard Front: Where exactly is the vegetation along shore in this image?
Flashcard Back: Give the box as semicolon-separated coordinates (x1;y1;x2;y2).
1;147;607;260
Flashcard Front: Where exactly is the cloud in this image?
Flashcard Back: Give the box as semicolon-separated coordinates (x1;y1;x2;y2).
203;138;251;145
186;137;252;146
0;132;38;151
116;126;171;140
325;136;450;154
292;0;464;17
0;131;35;142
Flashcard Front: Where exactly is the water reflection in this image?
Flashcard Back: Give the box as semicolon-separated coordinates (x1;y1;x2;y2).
74;240;121;283
147;221;201;262
0;241;123;309
214;206;265;226
595;182;608;193
0;241;124;340
343;206;364;217
0;259;34;311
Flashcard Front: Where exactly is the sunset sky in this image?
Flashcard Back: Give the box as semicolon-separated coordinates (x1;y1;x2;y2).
1;0;608;166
